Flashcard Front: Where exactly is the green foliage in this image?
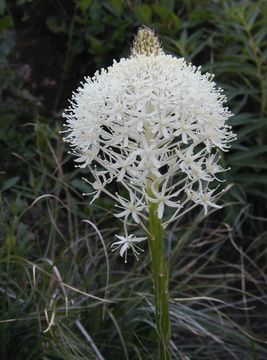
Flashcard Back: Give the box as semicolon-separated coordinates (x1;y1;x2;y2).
1;0;267;359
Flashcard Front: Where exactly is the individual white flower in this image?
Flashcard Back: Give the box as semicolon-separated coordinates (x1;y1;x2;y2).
115;192;145;224
109;152;137;182
111;234;146;263
187;186;223;215
63;27;235;259
148;180;181;219
205;153;226;180
82;170;110;203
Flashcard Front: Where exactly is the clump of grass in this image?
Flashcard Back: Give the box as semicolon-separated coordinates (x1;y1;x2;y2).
1;185;267;358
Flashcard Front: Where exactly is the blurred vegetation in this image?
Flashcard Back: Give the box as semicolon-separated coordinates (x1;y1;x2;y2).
0;0;267;359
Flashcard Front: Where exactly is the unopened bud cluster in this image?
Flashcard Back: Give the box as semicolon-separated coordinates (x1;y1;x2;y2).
131;27;163;56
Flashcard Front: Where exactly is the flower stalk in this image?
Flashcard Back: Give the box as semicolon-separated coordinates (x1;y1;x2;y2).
148;182;171;359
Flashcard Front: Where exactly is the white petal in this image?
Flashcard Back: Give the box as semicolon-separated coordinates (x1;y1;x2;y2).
157;202;164;219
119;242;129;258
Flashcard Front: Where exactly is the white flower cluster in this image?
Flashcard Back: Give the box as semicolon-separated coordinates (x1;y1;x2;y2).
63;37;235;261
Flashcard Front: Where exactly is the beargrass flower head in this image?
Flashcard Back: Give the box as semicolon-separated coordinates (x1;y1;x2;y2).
63;27;235;261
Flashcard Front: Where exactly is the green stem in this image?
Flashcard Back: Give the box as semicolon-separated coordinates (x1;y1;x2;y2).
147;185;171;360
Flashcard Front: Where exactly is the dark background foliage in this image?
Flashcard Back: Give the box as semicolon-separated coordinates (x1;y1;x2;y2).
0;0;267;359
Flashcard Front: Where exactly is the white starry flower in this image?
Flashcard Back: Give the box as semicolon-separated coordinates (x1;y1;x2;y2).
148;180;181;219
186;185;223;215
63;27;235;261
115;192;145;224
111;234;146;263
